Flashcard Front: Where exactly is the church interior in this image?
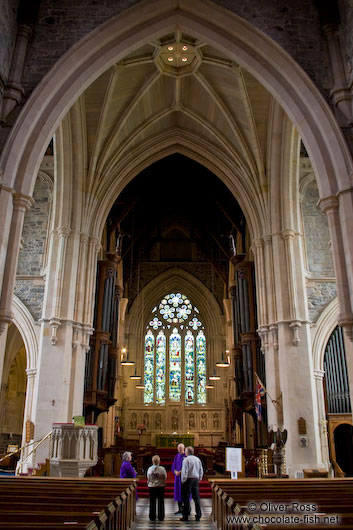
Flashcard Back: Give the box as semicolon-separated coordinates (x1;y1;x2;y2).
1;0;353;528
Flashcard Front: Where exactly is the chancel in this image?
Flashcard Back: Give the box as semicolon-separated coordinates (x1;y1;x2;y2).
0;0;353;528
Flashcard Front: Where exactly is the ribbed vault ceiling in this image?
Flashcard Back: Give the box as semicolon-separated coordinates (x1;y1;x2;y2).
80;32;273;189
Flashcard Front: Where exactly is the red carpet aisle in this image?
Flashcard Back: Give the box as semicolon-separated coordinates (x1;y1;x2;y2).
137;471;212;498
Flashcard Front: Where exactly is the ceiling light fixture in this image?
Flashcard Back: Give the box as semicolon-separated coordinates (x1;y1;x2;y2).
168;57;174;62
182;57;188;62
121;348;134;366
209;372;221;381
136;384;145;389
216;351;230;368
130;368;141;380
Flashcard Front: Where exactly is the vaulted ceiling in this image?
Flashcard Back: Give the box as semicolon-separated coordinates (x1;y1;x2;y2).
68;31;277;293
79;31;273;191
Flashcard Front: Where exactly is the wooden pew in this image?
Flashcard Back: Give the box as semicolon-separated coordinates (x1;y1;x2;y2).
210;478;353;530
0;476;137;529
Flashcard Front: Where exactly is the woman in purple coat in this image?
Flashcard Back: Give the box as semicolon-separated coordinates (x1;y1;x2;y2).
171;443;186;514
120;451;137;478
120;451;138;498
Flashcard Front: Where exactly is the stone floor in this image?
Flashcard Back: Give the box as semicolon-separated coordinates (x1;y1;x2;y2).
134;498;213;529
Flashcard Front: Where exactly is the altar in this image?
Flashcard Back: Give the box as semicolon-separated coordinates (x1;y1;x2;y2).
156;433;194;448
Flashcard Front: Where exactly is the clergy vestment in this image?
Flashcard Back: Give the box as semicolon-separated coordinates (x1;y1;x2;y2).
171;452;186;502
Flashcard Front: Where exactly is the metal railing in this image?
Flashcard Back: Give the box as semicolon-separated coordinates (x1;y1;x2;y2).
14;431;52;475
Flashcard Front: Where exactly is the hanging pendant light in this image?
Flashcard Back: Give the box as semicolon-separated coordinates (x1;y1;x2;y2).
216;350;230;368
206;381;215;389
209;371;221;381
121;348;134;366
130;368;141;380
136;384;145;389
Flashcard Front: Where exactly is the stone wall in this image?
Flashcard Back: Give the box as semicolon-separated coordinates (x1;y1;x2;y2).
302;180;334;277
21;0;328;96
0;0;19;83
14;166;53;321
307;280;337;323
301;177;336;323
126;261;225;312
14;280;45;321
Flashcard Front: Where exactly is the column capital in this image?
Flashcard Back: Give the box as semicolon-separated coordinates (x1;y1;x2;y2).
57;226;71;238
281;229;296;240
322;23;339;38
313;369;325;381
318;195;339;213
252;238;264;249
16;23;34;42
26;368;37;379
13;192;34;211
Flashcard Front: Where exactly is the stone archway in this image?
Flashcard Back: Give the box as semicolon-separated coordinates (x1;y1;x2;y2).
1;0;353;339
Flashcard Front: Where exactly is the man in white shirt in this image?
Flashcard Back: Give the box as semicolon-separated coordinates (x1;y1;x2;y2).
180;446;203;521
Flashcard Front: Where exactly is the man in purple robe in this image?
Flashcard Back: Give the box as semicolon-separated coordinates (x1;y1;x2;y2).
171;443;186;514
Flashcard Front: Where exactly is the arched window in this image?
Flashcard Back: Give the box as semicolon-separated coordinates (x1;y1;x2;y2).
144;292;207;405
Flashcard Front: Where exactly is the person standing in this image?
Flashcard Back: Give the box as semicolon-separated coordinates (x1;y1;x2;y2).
147;455;167;522
119;451;137;478
171;443;186;514
180;446;203;521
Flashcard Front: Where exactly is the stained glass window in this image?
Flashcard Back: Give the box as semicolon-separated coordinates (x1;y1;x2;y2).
143;292;206;405
185;330;195;404
144;330;155;403
196;330;206;404
169;328;182;401
156;331;166;404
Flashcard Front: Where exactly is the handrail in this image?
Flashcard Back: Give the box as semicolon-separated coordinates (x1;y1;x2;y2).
15;431;52;475
0;436;45;464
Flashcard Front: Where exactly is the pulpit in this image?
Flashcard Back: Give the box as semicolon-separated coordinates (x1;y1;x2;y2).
155;434;194;448
50;423;98;477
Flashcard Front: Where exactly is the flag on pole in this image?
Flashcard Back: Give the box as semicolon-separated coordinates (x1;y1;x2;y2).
255;374;266;421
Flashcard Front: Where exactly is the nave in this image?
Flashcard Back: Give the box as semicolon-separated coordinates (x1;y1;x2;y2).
134;498;213;529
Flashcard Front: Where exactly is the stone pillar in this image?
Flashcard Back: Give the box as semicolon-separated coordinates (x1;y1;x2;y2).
0;193;34;335
320;195;353;340
1;24;34;122
0;322;9;399
322;24;352;126
313;369;331;470
270;227;322;476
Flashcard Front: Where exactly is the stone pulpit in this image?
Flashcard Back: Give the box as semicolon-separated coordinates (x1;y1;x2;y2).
50;423;98;477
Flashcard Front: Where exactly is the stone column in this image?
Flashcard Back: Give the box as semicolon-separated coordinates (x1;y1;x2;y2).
270;227;322;476
1;24;34;121
322;24;352;126
319;195;353;340
313;369;330;470
0;192;34;335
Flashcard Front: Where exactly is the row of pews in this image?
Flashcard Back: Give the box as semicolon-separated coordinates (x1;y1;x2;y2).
210;477;353;529
0;476;137;529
